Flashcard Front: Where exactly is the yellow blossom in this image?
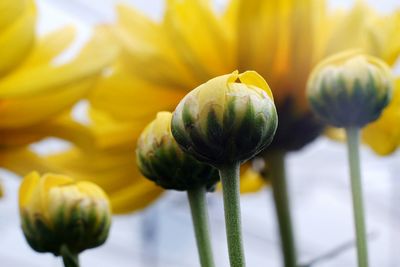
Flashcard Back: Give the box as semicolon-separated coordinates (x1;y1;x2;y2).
14;0;400;213
0;0;118;204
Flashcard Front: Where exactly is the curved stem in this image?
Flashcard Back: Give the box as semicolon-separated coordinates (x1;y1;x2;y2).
219;163;246;267
187;186;216;267
264;151;297;267
345;127;369;267
60;245;80;267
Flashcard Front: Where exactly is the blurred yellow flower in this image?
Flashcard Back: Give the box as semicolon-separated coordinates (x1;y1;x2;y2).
0;0;117;200
21;0;400;213
19;171;111;255
363;79;400;155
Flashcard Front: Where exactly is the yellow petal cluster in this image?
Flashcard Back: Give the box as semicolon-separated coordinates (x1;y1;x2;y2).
11;0;400;211
19;172;111;255
0;0;119;205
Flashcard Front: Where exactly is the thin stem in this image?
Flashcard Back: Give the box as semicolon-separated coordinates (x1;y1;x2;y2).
60;245;80;267
345;127;369;267
187;187;216;267
264;151;297;267
219;163;246;267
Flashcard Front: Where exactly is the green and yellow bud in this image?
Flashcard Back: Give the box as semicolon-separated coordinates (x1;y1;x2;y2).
136;112;219;191
171;71;278;166
307;52;393;127
19;172;112;256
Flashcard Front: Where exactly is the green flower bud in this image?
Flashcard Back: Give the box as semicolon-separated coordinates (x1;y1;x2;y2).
171;71;278;166
19;172;112;256
307;51;393;128
136;112;219;191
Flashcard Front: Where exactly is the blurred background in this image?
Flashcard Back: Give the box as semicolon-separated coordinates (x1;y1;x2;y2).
1;0;400;266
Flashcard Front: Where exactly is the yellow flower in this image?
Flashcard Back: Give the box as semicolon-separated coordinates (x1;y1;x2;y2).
0;0;118;203
15;0;400;212
19;171;111;255
362;78;400;155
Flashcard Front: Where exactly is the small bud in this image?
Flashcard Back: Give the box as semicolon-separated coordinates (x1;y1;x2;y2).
136;112;219;191
19;172;112;256
307;52;393;127
171;71;278;166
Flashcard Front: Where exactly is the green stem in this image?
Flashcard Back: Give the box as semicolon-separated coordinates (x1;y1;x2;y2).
264;151;297;267
345;127;369;267
187;187;216;267
60;245;80;267
219;163;246;267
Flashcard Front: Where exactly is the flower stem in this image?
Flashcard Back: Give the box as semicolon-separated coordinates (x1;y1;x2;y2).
264;151;297;267
60;245;80;267
345;127;369;267
219;163;246;267
187;186;216;267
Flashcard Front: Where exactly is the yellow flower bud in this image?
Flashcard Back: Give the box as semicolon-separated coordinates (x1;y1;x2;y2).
171;71;278;166
19;172;112;256
307;51;393;127
137;112;218;191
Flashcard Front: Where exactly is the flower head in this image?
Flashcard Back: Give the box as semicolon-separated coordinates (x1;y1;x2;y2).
137;112;218;191
307;52;393;127
172;71;278;166
19;172;111;255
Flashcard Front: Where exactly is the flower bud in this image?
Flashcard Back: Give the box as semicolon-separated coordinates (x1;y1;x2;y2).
19;172;112;255
171;71;278;166
307;52;393;127
136;112;219;191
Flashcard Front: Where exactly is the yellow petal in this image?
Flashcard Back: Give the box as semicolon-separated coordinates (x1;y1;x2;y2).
240;163;267;193
0;78;96;129
20;26;76;68
0;0;35;74
0;0;25;29
236;0;327;111
366;10;400;65
0;27;117;98
89;63;185;122
115;5;194;89
76;181;109;201
324;2;373;56
19;171;40;208
362;78;400;155
238;71;273;100
164;0;234;82
108;180;164;214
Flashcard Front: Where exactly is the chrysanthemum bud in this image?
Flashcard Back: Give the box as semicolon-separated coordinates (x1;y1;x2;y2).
171;71;278;166
307;52;393;127
136;112;219;191
19;172;111;256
